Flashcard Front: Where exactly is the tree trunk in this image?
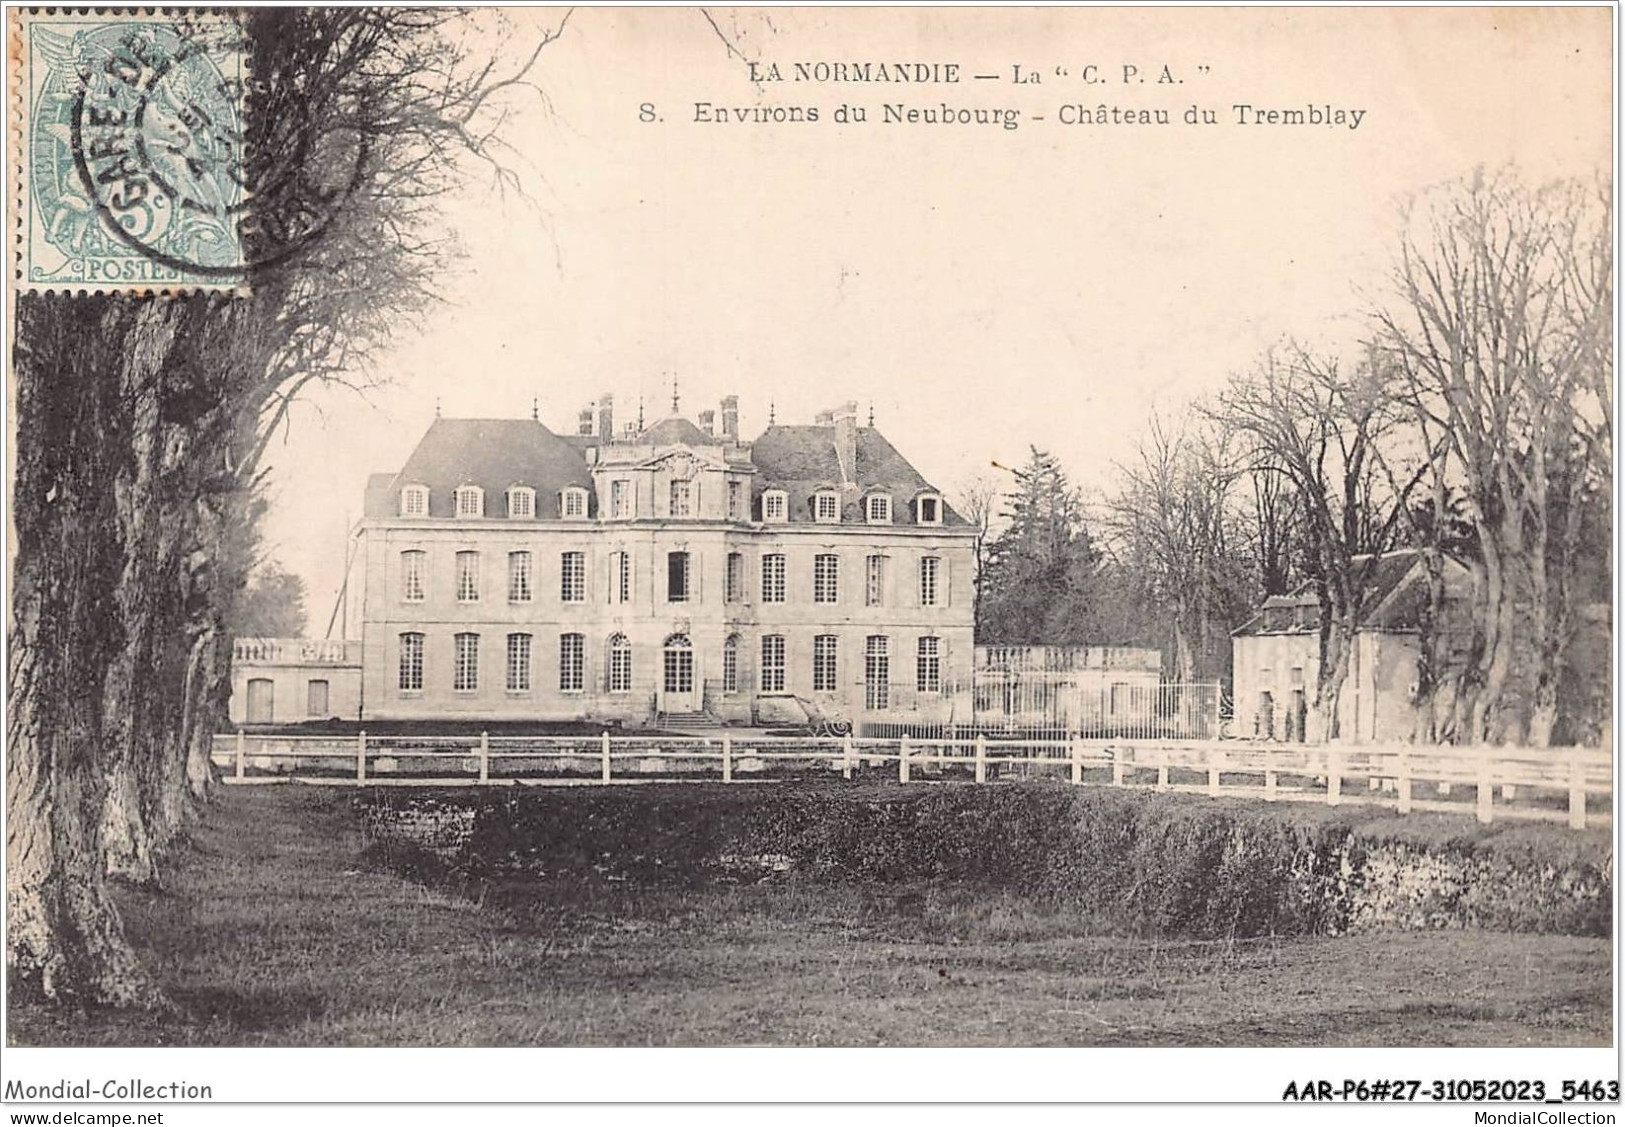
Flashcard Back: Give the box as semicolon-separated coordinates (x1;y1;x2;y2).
7;297;162;1007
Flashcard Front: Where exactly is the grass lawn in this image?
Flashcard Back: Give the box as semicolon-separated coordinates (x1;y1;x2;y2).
9;786;1611;1047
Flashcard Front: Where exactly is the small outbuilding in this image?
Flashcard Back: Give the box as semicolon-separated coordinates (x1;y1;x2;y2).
1230;550;1477;743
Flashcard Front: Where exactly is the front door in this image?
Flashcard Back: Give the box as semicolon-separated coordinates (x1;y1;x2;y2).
247;678;275;724
660;635;697;713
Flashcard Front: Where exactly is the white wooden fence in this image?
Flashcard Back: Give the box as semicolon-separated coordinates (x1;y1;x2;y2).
212;731;1611;830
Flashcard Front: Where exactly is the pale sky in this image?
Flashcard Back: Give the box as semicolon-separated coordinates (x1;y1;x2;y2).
256;7;1613;635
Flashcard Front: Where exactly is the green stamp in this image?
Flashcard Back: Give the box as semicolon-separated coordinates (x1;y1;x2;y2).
16;10;247;291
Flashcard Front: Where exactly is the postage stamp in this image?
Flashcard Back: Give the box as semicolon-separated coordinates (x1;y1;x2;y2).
12;10;248;292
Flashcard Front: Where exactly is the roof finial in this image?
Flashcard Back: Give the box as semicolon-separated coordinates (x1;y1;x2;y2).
768;400;776;425
435;397;442;419
531;396;539;422
868;402;875;427
672;374;680;416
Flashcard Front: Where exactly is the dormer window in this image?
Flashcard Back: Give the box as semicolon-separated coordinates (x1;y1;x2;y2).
506;487;535;519
399;485;428;517
561;487;588;519
917;492;942;526
454;485;484;518
814;491;840;524
865;494;892;525
763;490;788;523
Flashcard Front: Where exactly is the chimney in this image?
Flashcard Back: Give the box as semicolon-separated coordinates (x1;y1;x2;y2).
721;395;739;441
698;409;716;436
597;395;614;442
833;401;858;484
814;408;834;426
577;405;594;436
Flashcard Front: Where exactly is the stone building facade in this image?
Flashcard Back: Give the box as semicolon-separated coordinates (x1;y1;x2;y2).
354;398;977;726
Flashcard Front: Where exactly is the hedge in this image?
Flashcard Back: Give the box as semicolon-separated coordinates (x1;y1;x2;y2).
356;783;1611;939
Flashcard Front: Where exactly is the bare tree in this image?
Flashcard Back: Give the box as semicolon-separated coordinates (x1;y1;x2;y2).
953;470;1001;639
1218;346;1424;740
1105;409;1252;683
1374;168;1612;745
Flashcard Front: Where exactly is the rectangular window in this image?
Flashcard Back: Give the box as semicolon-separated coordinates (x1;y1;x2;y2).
609;551;631;604
667;551;691;602
506;633;532;692
611;479;632;519
865;635;890;710
727;480;743;519
726;552;744;602
401;550;426;602
562;636;588;698
760;635;786;693
608;638;632;693
559;633;585;692
813;635;838;693
398;633;424;692
508;551;532;602
456;551;480;602
866;495;892;524
508;489;534;518
454;633;479;692
456;488;483;517
401;487;427;517
562;489;586;518
669;480;691;517
761;553;786;603
814;554;839;604
815;492;840;522
306;679;329;717
919;556;940;607
916;636;941;694
918;496;941;524
865;555;887;607
561;551;585;603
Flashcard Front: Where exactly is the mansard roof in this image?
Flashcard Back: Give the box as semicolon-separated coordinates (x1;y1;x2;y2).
750;424;962;525
367;418;593;518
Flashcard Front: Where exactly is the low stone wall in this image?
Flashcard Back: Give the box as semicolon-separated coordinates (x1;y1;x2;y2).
354;784;1612;939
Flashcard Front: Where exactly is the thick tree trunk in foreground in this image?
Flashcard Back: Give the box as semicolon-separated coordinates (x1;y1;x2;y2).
7;298;160;1006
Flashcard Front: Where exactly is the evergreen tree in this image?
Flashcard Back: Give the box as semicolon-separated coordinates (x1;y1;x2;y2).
980;448;1106;644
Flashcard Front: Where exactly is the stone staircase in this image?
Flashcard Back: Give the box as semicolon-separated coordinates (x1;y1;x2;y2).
656;711;720;729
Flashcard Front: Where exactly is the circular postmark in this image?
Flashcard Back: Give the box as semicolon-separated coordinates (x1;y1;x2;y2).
65;21;247;276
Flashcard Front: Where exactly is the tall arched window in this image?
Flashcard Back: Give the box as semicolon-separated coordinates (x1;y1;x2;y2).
722;634;740;694
608;633;632;694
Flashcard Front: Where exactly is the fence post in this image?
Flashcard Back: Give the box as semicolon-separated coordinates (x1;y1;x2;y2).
1155;761;1168;792
478;731;490;784
842;733;855;781
1326;747;1340;807
1264;747;1277;802
1207;746;1220;797
722;734;733;783
974;733;987;784
1070;732;1082;786
899;734;910;784
1476;753;1494;824
1396;745;1412;815
1111;746;1125;788
601;731;612;783
356;730;367;785
235;729;246;781
1568;751;1587;831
